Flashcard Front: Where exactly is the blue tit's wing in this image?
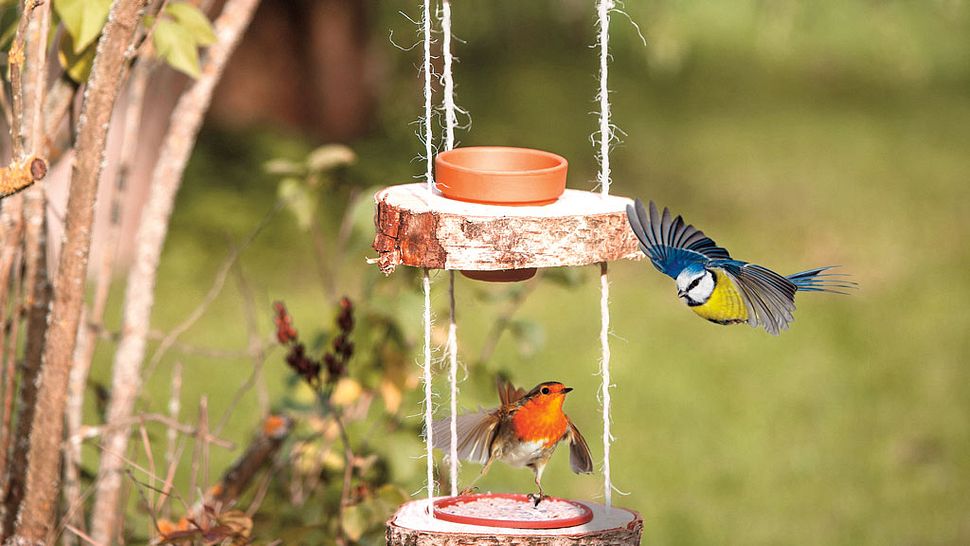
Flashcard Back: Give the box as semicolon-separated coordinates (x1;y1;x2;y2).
626;199;732;279
714;260;797;335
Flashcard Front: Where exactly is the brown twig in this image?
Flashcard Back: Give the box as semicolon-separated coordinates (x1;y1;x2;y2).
188;397;209;511
70;413;235;450
206;415;292;510
214;266;271;435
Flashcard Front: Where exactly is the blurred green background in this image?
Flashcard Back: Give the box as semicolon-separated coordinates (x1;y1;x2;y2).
93;1;970;544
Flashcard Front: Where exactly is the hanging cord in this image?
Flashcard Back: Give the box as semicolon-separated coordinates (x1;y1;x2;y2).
421;269;435;507
599;262;613;506
597;0;614;198
422;0;434;193
440;0;461;497
446;272;459;496
596;0;615;506
441;0;457;150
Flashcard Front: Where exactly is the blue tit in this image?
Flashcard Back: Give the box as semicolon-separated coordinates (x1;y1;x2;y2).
626;199;854;335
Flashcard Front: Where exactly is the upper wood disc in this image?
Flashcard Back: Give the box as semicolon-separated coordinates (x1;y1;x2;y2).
372;184;641;274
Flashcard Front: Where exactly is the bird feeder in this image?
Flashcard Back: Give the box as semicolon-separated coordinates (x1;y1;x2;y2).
375;1;643;544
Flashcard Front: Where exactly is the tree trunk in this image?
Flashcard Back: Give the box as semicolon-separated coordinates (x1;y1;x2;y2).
88;0;262;541
10;0;149;541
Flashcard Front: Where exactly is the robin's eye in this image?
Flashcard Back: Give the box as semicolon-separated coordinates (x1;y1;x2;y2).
540;387;550;395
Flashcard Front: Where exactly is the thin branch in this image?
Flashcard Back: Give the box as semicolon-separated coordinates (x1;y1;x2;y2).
144;202;282;379
71;413;235;450
206;415;291;510
214;266;271;435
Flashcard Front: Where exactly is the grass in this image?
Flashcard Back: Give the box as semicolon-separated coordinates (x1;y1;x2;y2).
89;1;970;543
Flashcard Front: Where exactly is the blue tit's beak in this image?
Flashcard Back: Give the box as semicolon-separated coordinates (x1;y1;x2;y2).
677;289;686;298
563;387;574;394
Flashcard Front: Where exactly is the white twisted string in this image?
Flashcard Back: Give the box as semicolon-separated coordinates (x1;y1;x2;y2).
421;269;435;508
599;262;613;506
596;0;615;506
441;0;457;150
597;0;614;197
422;0;434;193
440;0;461;497
447;272;459;496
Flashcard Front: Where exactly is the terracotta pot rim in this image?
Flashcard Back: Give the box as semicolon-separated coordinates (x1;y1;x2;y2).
435;146;567;178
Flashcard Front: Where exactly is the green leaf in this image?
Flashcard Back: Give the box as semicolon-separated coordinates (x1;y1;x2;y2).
153;18;201;78
340;504;371;542
163;1;217;46
54;0;111;53
57;32;97;83
306;144;356;173
278;177;316;230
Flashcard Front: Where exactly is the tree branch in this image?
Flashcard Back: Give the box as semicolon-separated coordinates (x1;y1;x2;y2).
12;0;150;540
90;0;261;541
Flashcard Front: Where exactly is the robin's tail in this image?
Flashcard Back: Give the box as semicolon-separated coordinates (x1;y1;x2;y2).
787;266;856;294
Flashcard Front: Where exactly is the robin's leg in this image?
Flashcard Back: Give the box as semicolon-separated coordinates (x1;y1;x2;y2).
528;464;547;506
459;456;495;496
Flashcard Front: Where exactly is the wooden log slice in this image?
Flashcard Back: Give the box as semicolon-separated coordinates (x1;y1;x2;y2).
372;184;641;274
386;498;643;545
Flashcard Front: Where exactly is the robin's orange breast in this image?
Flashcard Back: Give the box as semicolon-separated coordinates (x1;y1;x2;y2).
511;398;568;448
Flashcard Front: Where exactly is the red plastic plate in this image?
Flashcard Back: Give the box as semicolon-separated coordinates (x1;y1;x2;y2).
432;493;594;529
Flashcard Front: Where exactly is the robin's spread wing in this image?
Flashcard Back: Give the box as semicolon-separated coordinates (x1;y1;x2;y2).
565;418;593;474
496;378;527;406
626;199;732;279
715;261;797;335
431;409;500;465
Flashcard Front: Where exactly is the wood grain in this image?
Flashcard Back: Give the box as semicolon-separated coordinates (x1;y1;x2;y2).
373;184;641;274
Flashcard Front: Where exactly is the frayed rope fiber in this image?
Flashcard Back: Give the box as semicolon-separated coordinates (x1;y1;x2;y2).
422;269;435;507
596;0;616;506
441;0;461;498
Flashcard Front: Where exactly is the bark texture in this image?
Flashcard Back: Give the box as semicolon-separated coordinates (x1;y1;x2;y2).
89;0;261;541
373;184;641;274
11;0;149;541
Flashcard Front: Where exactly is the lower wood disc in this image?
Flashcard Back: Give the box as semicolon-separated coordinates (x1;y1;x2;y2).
387;497;643;545
433;493;593;529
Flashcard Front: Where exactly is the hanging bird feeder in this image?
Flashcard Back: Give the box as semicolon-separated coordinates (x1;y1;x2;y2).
376;1;643;544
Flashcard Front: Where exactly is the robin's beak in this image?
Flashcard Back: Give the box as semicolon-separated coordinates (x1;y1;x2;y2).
562;387;573;394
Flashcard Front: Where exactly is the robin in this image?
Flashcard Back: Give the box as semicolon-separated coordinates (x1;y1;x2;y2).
432;379;593;505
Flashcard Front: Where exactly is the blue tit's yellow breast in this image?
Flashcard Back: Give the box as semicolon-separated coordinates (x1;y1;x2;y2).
690;269;748;324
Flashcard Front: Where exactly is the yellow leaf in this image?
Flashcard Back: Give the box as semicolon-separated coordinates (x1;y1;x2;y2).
330;378;362;407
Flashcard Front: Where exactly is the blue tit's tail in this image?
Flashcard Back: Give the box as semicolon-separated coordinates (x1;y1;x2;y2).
787;266;856;294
